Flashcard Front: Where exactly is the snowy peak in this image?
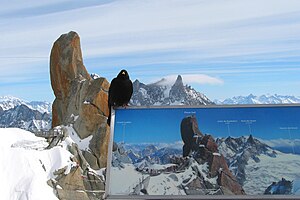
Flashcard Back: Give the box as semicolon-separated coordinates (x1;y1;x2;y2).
130;75;213;106
0;95;24;111
215;94;300;104
169;75;185;102
0;96;52;132
0;104;51;132
120;143;182;165
173;75;184;87
0;95;52;113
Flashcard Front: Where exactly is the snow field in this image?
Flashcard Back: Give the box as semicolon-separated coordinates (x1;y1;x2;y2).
109;164;147;194
109;159;217;196
244;151;300;195
0;128;77;200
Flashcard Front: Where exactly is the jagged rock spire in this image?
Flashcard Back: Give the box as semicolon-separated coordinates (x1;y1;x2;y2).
50;31;110;169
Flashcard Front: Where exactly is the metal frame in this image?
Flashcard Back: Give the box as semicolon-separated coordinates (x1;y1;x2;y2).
114;103;300;110
104;104;300;200
104;108;115;199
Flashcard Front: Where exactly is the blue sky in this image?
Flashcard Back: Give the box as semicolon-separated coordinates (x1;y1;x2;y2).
1;0;300;101
113;106;300;144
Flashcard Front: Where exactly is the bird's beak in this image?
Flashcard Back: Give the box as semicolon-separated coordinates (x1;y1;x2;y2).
122;71;126;75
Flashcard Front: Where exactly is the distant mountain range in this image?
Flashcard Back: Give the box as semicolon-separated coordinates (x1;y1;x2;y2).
114;135;300;195
0;96;52;132
1;76;300;133
214;94;300;105
130;75;300;106
130;75;213;106
216;135;277;186
216;135;300;194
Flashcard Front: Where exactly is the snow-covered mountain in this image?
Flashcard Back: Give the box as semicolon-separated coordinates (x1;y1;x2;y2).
0;96;52;132
130;75;213;106
216;135;276;185
215;94;300;105
0;95;52;113
216;135;300;195
123;143;182;165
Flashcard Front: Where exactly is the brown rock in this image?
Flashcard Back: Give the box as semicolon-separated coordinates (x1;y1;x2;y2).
218;170;245;195
56;166;85;191
185;177;206;195
209;154;230;178
57;188;90;200
53;166;90;200
89;124;110;168
203;141;245;195
190;116;203;137
201;135;218;153
50;31;91;126
50;31;110;169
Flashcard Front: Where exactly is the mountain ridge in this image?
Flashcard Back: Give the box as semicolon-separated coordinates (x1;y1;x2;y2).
0;96;52;132
0;95;52;113
215;94;300;104
130;75;213;106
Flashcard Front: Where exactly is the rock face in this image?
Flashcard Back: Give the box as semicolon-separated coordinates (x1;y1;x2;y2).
193;135;245;195
179;116;245;195
50;31;110;169
46;126;105;200
180;115;203;157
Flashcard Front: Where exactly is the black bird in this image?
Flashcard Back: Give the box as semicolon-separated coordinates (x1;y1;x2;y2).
107;69;133;125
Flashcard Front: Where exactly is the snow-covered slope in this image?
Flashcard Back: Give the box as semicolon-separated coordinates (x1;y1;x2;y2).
244;151;300;194
0;128;76;200
109;158;215;195
215;94;300;105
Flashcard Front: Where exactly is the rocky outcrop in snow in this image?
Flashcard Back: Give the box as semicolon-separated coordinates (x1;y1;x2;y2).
131;75;213;106
50;31;110;170
264;178;293;195
46;126;105;200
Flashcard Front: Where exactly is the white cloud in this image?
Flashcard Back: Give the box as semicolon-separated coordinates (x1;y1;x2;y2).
155;74;224;86
2;0;300;61
1;0;300;100
260;138;300;148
